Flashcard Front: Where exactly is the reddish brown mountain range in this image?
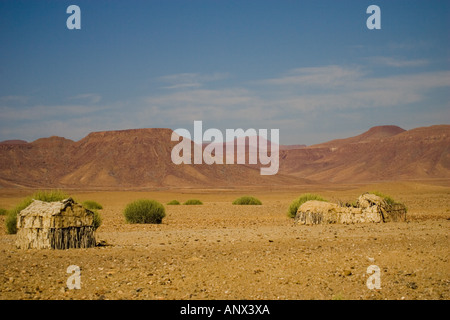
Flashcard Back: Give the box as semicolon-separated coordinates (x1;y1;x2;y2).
0;129;302;188
0;125;448;188
279;125;450;183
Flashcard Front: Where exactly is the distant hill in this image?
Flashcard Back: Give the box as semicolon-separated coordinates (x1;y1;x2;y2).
0;128;304;188
0;125;448;188
308;125;406;149
0;140;28;145
279;125;450;183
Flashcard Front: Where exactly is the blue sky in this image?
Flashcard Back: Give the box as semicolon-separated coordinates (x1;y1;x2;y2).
0;0;449;145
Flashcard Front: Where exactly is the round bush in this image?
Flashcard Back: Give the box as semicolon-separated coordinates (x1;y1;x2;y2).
232;196;262;205
82;200;103;210
184;199;203;205
183;199;203;205
167;200;181;205
287;193;327;219
124;199;166;224
0;208;7;216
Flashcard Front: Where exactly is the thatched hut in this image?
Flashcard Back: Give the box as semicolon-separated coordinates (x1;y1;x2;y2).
16;198;96;249
356;193;407;222
295;193;407;225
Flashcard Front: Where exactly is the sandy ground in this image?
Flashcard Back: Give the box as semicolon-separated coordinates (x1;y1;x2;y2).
0;180;449;300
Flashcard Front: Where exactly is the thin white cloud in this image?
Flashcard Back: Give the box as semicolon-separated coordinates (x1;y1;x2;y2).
362;70;450;90
386;39;432;51
68;93;102;104
261;65;364;87
0;104;109;122
146;88;258;109
158;72;229;89
0;95;29;104
162;82;202;90
367;56;430;68
140;88;267;126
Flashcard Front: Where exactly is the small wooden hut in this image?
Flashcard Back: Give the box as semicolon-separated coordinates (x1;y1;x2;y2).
16;198;96;249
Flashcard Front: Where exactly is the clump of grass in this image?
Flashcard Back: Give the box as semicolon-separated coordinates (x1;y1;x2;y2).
287;193;327;219
167;200;181;205
91;210;102;230
5;214;18;234
31;190;69;202
370;191;407;211
232;196;262;205
82;200;103;210
5;190;69;234
6;198;32;234
183;199;203;205
81;200;103;230
0;208;7;216
123;199;166;224
370;191;396;206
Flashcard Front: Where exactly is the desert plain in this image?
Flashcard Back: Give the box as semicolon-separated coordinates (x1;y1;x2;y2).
0;179;448;300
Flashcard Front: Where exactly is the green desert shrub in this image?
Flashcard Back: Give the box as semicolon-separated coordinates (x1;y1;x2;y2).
5;212;19;234
287;193;327;219
0;208;7;216
31;190;69;202
370;191;395;205
167;200;181;205
92;210;102;230
5;190;69;234
6;198;32;234
183;199;203;205
81;200;103;230
123;199;166;224
82;200;103;210
370;191;407;211
232;196;262;205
